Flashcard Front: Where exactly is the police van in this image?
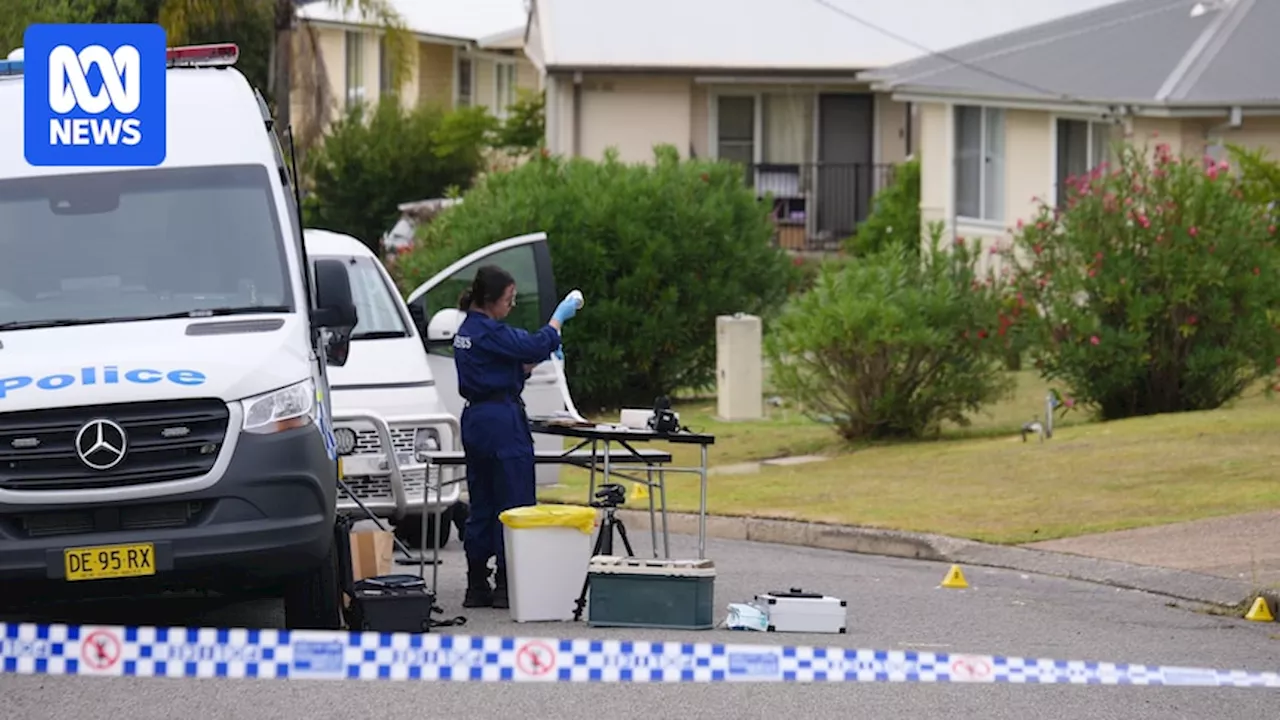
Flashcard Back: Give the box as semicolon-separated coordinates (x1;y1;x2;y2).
0;33;358;629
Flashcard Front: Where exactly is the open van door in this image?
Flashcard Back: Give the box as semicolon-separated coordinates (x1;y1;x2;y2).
404;232;566;486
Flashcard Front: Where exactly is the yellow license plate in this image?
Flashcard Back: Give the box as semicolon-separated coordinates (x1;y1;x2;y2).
64;543;156;581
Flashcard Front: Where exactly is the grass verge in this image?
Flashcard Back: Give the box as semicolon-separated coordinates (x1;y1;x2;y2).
537;372;1280;544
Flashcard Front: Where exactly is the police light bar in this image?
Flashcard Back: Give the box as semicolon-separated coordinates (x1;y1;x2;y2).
0;59;22;77
166;43;239;68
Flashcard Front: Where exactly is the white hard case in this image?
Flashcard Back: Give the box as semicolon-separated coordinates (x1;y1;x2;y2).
755;588;847;634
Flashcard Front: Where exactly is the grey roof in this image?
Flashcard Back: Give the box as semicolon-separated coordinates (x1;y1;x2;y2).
863;0;1280;106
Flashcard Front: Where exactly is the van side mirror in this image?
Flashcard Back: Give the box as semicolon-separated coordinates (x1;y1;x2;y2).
427;308;465;348
313;258;358;367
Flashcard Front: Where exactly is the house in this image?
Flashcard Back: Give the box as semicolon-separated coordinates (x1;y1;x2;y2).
291;0;541;133
521;0;1126;250
861;0;1280;259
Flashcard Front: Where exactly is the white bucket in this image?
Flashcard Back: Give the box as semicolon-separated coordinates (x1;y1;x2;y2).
503;523;594;622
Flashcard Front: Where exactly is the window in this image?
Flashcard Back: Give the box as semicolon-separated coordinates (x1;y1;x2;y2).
378;36;394;95
716;96;756;164
456;56;473;108
417;243;542;356
345;31;365;108
314;254;408;340
954;105;1005;222
905;102;914;157
495;62;517;117
1055;118;1111;206
0;165;293;329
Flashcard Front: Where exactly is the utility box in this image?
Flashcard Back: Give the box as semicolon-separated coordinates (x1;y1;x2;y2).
716;313;763;421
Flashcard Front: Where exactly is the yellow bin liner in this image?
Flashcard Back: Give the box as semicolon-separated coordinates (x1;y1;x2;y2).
499;504;597;534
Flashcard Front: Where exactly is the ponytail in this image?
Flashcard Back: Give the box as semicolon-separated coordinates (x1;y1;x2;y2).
458;265;515;311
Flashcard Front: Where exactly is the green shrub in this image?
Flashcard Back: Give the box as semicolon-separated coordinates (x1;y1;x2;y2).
1231;144;1280;224
843;158;920;257
1002;141;1280;420
395;146;797;412
766;224;1013;441
491;89;546;156
301;97;496;254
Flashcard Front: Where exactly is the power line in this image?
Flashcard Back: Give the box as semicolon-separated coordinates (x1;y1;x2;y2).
809;0;1196;106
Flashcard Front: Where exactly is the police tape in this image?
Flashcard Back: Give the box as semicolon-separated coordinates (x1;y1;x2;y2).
2;622;1278;687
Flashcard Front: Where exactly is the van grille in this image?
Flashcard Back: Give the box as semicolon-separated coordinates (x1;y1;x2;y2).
0;399;230;491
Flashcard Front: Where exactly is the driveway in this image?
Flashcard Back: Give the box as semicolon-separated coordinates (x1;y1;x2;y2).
2;533;1276;720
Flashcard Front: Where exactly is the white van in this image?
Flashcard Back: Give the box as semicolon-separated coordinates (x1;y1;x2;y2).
0;43;357;629
301;228;462;548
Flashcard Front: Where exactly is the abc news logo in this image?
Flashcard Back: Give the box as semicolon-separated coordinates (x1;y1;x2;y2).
48;44;143;147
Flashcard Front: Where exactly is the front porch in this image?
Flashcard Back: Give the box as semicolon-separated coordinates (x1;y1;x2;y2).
706;85;908;251
747;161;897;251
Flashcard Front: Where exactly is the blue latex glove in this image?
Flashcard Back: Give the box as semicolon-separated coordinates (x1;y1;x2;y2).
553;347;565;361
552;292;581;324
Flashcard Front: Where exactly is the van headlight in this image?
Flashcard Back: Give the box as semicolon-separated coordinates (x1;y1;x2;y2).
413;427;441;462
241;379;316;434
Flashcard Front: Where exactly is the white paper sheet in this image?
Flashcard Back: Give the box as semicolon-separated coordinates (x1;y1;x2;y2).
549;352;589;424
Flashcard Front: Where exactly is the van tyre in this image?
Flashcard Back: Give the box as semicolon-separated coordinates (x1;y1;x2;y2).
283;539;343;630
395;509;453;550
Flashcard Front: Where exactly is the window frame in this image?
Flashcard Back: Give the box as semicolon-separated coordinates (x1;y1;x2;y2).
494;61;517;118
455;53;474;108
953;104;1006;224
1051;115;1113;207
345;31;365;108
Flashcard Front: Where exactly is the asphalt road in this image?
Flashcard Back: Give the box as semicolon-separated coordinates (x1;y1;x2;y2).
2;531;1277;720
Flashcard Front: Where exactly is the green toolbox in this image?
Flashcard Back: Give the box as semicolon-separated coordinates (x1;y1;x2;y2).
586;556;716;630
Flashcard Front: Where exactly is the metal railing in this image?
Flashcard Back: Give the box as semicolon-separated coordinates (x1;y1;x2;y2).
744;162;898;252
331;409;461;520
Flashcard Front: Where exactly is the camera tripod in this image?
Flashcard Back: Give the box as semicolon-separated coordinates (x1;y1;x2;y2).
572;483;635;622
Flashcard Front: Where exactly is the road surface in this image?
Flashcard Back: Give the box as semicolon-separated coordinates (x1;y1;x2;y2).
1;533;1276;720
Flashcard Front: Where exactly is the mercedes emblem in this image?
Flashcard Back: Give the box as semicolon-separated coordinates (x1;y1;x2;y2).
74;419;129;471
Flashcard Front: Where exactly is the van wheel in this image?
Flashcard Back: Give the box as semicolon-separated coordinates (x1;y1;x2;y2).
396;510;452;551
283;539;343;630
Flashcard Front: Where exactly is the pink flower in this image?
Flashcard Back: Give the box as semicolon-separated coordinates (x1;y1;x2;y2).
1090;335;1100;346
1270;225;1277;235
1188;227;1198;237
1064;396;1076;408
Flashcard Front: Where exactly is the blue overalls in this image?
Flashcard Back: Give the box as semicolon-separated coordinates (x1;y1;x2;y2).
452;311;561;578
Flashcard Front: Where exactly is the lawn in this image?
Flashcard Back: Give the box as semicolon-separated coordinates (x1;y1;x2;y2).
537;372;1280;544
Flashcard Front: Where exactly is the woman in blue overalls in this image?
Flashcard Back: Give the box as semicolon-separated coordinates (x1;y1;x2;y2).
452;264;581;608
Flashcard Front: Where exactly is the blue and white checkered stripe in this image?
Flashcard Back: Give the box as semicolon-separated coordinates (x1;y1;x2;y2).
3;623;1278;687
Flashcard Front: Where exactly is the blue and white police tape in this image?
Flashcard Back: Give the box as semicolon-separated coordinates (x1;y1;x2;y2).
2;622;1278;687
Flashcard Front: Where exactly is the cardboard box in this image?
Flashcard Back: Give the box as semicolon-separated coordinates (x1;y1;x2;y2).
347;530;394;603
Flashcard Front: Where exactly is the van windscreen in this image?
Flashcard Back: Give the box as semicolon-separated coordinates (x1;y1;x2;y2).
0;164;294;330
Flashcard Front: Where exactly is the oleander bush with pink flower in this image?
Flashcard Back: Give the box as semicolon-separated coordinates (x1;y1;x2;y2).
999;141;1280;420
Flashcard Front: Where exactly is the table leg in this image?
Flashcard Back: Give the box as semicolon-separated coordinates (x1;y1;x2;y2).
699;444;709;559
587;438;598;502
659;467;670;558
602;440;612;500
647;465;657;557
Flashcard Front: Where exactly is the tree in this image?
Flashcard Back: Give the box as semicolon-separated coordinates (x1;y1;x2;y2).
2;1;166;54
768;227;1013;441
301;96;496;255
394;146;798;412
158;0;414;150
1002;141;1280;419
